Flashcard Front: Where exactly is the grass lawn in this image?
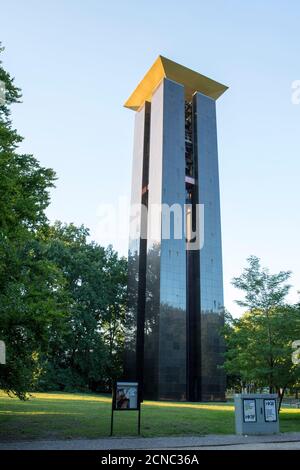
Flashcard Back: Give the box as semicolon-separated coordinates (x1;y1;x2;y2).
0;391;300;441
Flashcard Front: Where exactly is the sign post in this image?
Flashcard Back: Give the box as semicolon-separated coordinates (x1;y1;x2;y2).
110;381;140;436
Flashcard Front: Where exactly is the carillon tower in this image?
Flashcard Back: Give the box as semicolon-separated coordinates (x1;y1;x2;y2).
124;56;228;401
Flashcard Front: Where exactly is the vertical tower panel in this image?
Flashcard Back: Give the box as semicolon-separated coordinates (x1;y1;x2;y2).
144;78;187;400
125;102;150;384
194;92;225;401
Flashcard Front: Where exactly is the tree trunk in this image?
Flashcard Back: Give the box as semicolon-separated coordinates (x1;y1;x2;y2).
278;386;287;412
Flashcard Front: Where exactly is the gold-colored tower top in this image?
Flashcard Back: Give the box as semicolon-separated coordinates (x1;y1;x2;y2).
124;55;228;111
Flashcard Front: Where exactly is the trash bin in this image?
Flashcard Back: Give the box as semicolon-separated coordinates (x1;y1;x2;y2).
234;393;279;435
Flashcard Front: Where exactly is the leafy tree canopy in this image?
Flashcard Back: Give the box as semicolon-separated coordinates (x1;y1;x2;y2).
224;256;300;410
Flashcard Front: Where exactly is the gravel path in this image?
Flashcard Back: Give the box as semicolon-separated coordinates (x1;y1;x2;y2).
1;432;300;450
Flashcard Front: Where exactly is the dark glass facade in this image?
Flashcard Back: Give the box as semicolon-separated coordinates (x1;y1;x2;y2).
194;93;225;401
144;79;187;400
124;68;226;402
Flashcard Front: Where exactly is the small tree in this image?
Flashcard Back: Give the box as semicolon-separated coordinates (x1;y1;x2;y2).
224;256;300;410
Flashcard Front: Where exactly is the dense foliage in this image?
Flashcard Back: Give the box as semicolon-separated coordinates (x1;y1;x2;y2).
37;223;127;392
0;45;127;398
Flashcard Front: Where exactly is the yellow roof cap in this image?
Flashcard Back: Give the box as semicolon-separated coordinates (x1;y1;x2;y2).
124;55;228;111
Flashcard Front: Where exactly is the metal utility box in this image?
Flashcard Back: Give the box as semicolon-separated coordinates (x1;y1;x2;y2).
234;393;279;435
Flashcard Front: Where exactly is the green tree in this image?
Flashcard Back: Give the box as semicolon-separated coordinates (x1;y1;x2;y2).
38;223;127;392
0;44;127;398
224;256;300;410
0;44;65;399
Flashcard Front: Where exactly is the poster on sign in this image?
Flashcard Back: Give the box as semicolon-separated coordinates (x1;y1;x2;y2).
264;399;277;422
114;382;138;410
243;399;257;422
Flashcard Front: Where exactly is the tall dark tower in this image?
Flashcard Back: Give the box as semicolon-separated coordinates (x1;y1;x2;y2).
124;56;228;401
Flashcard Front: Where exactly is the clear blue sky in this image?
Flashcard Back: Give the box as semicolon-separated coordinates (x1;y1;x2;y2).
1;0;300;316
